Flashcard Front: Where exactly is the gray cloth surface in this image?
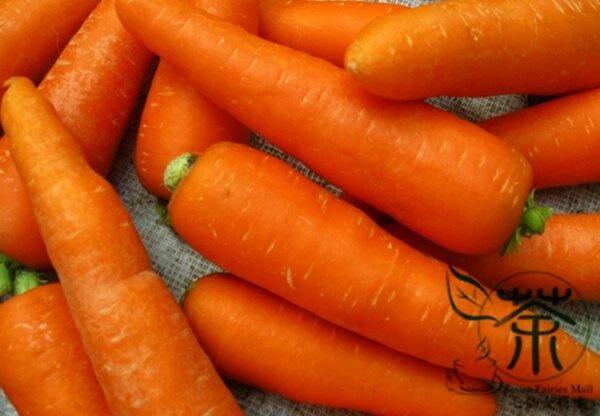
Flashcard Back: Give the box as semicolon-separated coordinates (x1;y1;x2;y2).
1;0;599;414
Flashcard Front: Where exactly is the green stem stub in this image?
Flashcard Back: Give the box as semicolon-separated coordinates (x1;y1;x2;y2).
14;270;46;296
0;264;12;296
164;153;198;193
502;191;553;256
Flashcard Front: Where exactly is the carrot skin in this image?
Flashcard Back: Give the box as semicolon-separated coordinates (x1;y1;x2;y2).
116;0;532;255
481;88;600;189
0;0;100;97
386;215;600;301
259;0;404;66
169;142;600;398
184;273;497;416
345;0;600;100
136;0;258;199
0;0;152;269
2;78;243;415
0;284;111;415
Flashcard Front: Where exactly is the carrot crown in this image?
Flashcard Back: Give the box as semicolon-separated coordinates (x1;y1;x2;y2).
0;254;45;297
164;152;198;193
502;192;553;255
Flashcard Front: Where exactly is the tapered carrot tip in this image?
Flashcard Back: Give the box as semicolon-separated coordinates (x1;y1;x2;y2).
164;152;198;192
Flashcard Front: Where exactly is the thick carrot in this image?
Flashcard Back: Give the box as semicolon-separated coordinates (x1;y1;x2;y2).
480;88;600;189
184;273;497;415
385;215;600;301
1;78;242;415
136;0;258;199
0;0;152;269
116;0;534;255
345;0;600;100
168;142;600;398
0;0;100;98
0;284;111;415
259;0;404;66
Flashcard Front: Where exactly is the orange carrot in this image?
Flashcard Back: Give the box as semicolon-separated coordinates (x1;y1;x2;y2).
345;0;600;100
0;284;111;415
168;142;600;398
136;0;258;199
0;0;152;269
259;0;404;66
0;0;100;98
385;215;600;301
480;88;600;189
116;0;534;255
2;77;242;415
184;273;497;415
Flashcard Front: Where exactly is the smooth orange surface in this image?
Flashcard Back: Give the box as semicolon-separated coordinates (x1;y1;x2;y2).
136;0;258;199
346;0;600;100
169;142;600;398
184;274;497;416
0;0;99;96
0;0;152;269
259;0;404;66
482;88;600;188
2;78;242;415
386;215;600;301
116;0;533;255
0;284;111;415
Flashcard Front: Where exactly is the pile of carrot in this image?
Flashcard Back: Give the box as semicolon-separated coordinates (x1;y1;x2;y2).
1;0;600;413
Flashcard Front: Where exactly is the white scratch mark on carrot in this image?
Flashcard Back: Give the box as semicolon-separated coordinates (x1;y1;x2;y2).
387;291;397;303
369;227;375;238
241;224;254;241
266;240;277;254
303;261;316;281
442;307;454;325
286;267;295;289
478;155;486;169
343;286;353;303
438;24;448;38
405;34;414;48
420;305;430;322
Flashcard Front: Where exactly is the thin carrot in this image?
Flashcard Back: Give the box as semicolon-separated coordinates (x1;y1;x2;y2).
0;0;100;98
167;142;600;398
136;0;258;199
258;0;404;66
0;284;111;415
1;77;242;415
184;273;497;415
345;0;600;100
116;0;534;255
0;0;152;269
385;215;600;301
480;88;600;189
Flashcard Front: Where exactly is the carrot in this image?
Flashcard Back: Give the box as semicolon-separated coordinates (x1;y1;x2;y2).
0;0;152;269
136;0;258;199
258;0;404;66
0;284;111;415
167;142;600;398
385;215;600;301
116;0;535;256
480;88;600;189
345;0;600;100
0;0;100;98
1;77;242;415
184;273;497;415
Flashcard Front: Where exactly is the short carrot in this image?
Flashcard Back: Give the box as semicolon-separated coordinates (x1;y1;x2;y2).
385;215;600;301
0;0;100;98
345;0;600;100
480;88;600;189
167;142;600;398
136;0;258;199
2;78;242;415
0;284;111;415
0;0;152;269
258;0;404;66
116;0;534;255
184;273;497;416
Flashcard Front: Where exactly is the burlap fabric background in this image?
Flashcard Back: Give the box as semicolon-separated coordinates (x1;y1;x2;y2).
1;0;599;414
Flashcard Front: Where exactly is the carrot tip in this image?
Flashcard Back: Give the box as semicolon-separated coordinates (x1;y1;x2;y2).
501;191;553;256
164;152;198;193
